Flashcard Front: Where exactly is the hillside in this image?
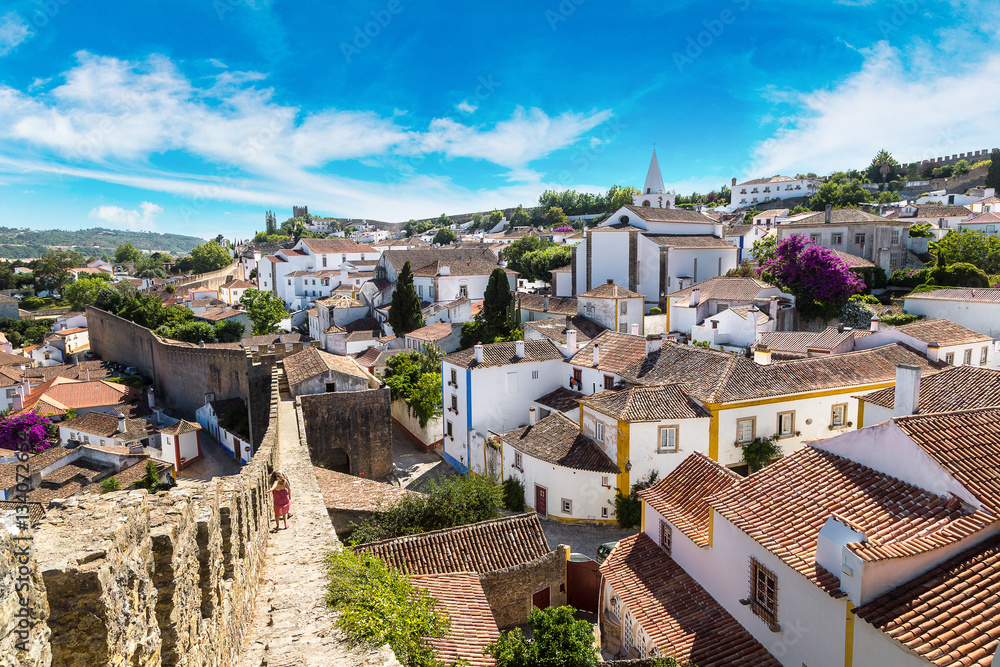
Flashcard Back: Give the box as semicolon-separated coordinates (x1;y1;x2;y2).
0;227;205;259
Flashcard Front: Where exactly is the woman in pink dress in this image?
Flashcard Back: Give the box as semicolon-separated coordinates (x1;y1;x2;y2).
270;472;290;531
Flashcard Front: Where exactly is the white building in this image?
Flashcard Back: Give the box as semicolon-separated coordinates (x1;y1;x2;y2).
956;210;1000;235
665;277;791;336
731;175;819;208
631;149;676;209
218;279;254;306
902;287;1000;339
691;304;773;351
884;203;973;234
967;190;998;213
258;238;378;308
576;281;645;335
854;317;995;368
857;363;1000;427
195;396;252;464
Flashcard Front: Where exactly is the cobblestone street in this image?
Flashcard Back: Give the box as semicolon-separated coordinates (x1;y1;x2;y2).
540;519;636;562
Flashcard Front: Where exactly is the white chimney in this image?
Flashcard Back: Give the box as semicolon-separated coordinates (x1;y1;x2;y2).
85;369;91;381
926;342;940;363
753;344;772;365
892;365;921;417
474;343;484;364
869;314;880;332
749;304;761;342
515;340;525;358
148;387;155;409
566;329;577;351
117;412;127;434
631;322;639;335
593;344;600;367
529;407;537;426
825;203;833;224
543;294;549;312
440;265;450;276
688;289;700;308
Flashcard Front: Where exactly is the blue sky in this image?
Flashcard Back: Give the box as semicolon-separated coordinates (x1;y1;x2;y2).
0;0;998;240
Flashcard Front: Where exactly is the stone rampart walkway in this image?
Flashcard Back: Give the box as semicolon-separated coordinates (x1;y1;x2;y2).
239;393;401;667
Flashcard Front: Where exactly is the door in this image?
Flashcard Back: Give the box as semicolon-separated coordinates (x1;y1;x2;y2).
532;587;550;610
535;485;547;517
566;559;601;613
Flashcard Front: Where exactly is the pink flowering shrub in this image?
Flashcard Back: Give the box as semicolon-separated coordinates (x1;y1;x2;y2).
0;411;57;454
761;235;865;321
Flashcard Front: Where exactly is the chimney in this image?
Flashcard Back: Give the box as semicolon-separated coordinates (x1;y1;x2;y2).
529;407;537;426
749;304;761;341
731;177;737;187
593;344;600;367
117;412;126;434
892;365;921;417
515;340;525;358
753;344;772;365
148;387;155;408
85;369;91;381
543;294;549;312
837;323;845;333
474;343;484;364
926;341;940;363
199;340;206;348
74;356;80;366
870;314;880;332
825;204;832;224
566;329;577;351
606;278;613;285
631;322;639;336
688;289;701;308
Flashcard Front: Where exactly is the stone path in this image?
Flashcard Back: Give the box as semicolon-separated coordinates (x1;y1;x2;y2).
239;393;402;667
391;422;457;490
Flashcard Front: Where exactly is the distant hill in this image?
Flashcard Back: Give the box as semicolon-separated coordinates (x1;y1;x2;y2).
0;227;205;260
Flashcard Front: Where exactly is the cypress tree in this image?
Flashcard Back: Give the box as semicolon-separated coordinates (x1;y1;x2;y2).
986;148;1000;192
388;261;424;335
481;268;515;338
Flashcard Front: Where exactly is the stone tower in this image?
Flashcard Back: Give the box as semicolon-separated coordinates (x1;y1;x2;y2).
633;150;676;209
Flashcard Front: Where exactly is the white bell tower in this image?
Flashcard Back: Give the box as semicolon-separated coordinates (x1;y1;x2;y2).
633;149;676;209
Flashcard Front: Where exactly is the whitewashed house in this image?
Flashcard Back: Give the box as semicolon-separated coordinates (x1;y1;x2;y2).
956;210;1000;235
731;175;819;208
258;238;378;308
902;287;1000;339
218;279;254;306
854;317;994;368
691;304;773;351
665;277;791;336
576;281;645;335
857;363;1000;427
195;395;252;464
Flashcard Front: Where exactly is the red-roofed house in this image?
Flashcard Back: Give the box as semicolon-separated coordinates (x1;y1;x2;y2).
257;237;378;309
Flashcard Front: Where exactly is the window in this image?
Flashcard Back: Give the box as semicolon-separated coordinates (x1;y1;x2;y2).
602;506;609;518
83;435;90;444
322;256;327;267
831;404;847;427
945;352;955;365
445;420;453;438
562;498;572;514
506;372;518;393
982;347;989;365
601;475;610;487
532;370;539;380
831;233;843;245
736;418;755;443
326;382;336;393
809;234;821;243
595;422;606;443
418;285;424;297
514;452;523;470
450;395;458;412
459;285;468;298
619;323;628;333
777;411;795;437
604;375;615;390
659;520;672;554
610;595;621;618
749;557;778;626
658;426;678;453
572;368;582;390
450;369;457;386
964;349;973;365
891;229;901;245
854;233;866;245
621;302;627;315
287;279;291;285
311;279;316;285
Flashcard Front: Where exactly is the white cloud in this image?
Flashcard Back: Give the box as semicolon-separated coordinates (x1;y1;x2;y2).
456;100;478;114
89;201;163;231
0;12;31;56
746;42;1000;178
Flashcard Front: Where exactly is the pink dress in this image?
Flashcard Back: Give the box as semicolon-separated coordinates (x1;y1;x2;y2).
272;487;290;518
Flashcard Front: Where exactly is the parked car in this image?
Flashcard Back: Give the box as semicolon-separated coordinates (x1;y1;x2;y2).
596;541;619;564
124;366;140;376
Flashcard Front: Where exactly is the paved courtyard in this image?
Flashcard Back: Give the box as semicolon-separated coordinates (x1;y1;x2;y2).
390;421;456;491
539;519;636;562
176;432;242;484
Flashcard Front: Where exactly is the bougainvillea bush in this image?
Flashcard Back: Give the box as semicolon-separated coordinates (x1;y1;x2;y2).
761;235;865;321
0;411;57;454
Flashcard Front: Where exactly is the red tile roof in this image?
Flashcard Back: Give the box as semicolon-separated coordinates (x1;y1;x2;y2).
639;452;740;547
282;347;372;386
578;282;642;299
501;412;620;474
568;330;648;374
313;466;413;512
600;533;779;666
406;321;455;341
859;366;1000;414
893;318;993;346
443;338;564;370
411;572;499;667
580;384;709;422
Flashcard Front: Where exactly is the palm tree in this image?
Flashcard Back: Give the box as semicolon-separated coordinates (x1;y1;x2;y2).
870;149;897;183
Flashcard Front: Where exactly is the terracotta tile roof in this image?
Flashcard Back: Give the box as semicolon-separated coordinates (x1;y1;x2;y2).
860;366;1000;414
625;341;945;404
962;210;1000;225
411;572;498;667
51;327;87;337
60;411;160;441
893;318;993;346
0;500;45;524
383;248;502;277
723;224;753;236
669;277;777;306
317;293;364;309
194;308;245;322
159;419;201;436
617;205;719;224
443;338;564;370
600;533;779;667
832;250;875;268
406;322;455;341
723;304;770;325
639;452;740;547
758;327;856;354
0;350;30;367
534;387;584;413
501;412;620;474
644;234;735;249
0;445;75;491
22;361;114;383
220;279;254;290
708;447;995;595
18;378;136;417
568;330;647;374
737;175;797;186
578;282;642;299
581;384;709;422
353;347;406;370
355;513;552;575
313;466;414;512
854;534;1000;667
515;293;577;316
781;208;903;226
299;238;378;254
282;347;371;386
524;315;605;345
885;204;971;219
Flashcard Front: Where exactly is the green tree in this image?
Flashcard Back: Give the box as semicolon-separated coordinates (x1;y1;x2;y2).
265;210;277;235
485;606;599;667
133;460;169;492
63;275;113;311
953;159;971;176
933;228;1000;274
100;477;121;493
159;321;217;343
509;206;529;227
460;268;519;347
94;281;138;314
750;235;777;263
214;319;246;343
520;245;573;283
986;149;1000;191
388;261;424;336
432;228;457;245
240;289;287;335
489;210;504;225
604;184;641;212
544;206;568;228
382;347;444;429
435;213;453;228
190;240;232;274
502;236;548;277
34;249;84;294
114;243;143;264
867;149;899;183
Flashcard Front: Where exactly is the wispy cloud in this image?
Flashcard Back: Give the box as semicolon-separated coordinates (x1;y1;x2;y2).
0;12;31;56
89;201;163;231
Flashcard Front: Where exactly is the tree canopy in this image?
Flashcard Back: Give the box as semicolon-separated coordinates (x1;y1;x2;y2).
485;606;599;667
239;289;287;335
460;268;519;347
63;274;113;311
114;243;143;264
933;228;1000;274
189;240;232;274
382;346;443;429
387;261;424;336
986;149;1000;191
761;236;865;321
432;228;456;245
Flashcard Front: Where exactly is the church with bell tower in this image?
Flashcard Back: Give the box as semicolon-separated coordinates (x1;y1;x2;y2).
632;149;676;209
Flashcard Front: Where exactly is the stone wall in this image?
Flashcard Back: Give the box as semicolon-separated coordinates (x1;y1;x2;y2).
0;514;51;667
172;262;242;291
479;545;569;629
1;365;282;667
297;389;393;479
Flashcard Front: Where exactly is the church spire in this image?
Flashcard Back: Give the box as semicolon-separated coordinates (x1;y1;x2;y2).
643;149;665;195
